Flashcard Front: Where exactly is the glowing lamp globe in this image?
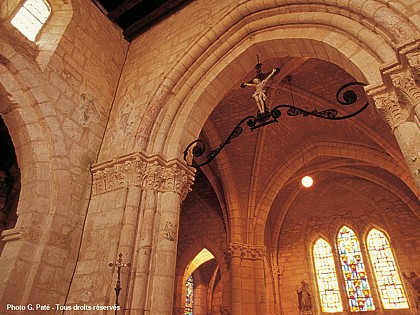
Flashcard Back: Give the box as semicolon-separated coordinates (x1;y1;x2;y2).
301;176;313;188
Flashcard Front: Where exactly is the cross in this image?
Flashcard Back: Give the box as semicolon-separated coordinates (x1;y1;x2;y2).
109;253;131;315
241;56;280;114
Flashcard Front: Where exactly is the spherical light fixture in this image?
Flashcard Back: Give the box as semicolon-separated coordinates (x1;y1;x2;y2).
301;176;313;188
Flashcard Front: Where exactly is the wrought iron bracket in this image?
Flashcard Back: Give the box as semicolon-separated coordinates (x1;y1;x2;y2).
183;81;369;168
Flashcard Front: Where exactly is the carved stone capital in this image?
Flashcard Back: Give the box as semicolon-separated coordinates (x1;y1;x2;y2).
373;91;410;130
391;69;420;109
407;52;420;82
225;243;266;261
159;163;194;200
142;160;165;191
92;153;194;199
92;154;145;194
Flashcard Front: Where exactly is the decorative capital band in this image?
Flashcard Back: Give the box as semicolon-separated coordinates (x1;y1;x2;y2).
372;91;410;130
225;243;266;261
390;69;420;109
407;51;420;82
91;152;195;198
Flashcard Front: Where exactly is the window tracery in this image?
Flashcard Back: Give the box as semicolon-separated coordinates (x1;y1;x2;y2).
313;238;343;312
337;226;375;312
185;275;193;315
313;226;410;312
367;228;408;309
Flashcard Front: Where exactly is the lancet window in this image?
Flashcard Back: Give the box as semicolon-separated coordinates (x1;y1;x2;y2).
185;275;194;315
313;238;343;312
337;226;375;312
366;228;408;309
313;226;408;313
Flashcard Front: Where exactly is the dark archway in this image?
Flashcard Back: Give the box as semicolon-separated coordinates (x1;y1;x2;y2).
0;115;20;253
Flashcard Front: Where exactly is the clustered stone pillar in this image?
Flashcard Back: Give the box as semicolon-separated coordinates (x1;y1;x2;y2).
72;153;193;315
369;47;420;192
225;243;266;315
125;156;194;315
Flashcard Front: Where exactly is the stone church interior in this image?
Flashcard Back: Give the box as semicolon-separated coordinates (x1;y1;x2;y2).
0;0;420;314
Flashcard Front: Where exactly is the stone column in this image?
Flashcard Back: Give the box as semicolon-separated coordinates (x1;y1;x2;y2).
128;162;161;314
147;161;194;315
229;252;243;314
372;90;420;190
113;184;144;309
272;266;283;315
225;243;266;315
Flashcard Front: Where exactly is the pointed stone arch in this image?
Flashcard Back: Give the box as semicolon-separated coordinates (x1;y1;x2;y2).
0;62;57;304
137;2;420;244
174;236;230;314
0;39;83;307
143;0;418;157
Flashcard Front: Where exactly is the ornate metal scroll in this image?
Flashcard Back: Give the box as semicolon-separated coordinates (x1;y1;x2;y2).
183;64;369;168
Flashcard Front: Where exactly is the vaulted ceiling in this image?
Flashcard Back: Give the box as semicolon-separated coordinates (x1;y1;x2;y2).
92;0;193;41
184;56;420;245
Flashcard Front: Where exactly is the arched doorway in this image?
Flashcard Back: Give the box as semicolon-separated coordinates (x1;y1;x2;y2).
0;115;20;254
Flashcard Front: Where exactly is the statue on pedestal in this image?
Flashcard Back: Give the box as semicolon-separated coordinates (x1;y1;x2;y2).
296;280;312;314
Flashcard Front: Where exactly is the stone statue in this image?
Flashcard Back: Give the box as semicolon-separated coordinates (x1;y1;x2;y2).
241;68;278;114
403;271;420;312
296;280;312;314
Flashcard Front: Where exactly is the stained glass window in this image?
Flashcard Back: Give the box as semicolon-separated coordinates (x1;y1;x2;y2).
185;275;193;315
367;229;408;309
11;0;51;41
313;238;343;312
337;226;375;312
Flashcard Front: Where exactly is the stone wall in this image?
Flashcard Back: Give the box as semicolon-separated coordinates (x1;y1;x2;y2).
0;0;128;311
97;0;420;162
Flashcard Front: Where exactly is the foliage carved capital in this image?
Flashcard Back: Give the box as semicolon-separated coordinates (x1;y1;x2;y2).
391;69;420;109
407;52;420;82
225;243;266;261
373;91;410;130
92;153;194;199
91;155;145;194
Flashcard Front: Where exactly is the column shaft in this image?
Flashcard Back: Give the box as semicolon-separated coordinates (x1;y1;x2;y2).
148;191;181;315
129;189;157;314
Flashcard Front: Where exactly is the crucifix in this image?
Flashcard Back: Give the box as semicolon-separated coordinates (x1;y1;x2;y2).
183;55;368;168
241;55;280;114
109;253;131;315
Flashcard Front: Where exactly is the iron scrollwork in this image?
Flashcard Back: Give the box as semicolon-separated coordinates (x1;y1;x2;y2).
183;78;369;168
